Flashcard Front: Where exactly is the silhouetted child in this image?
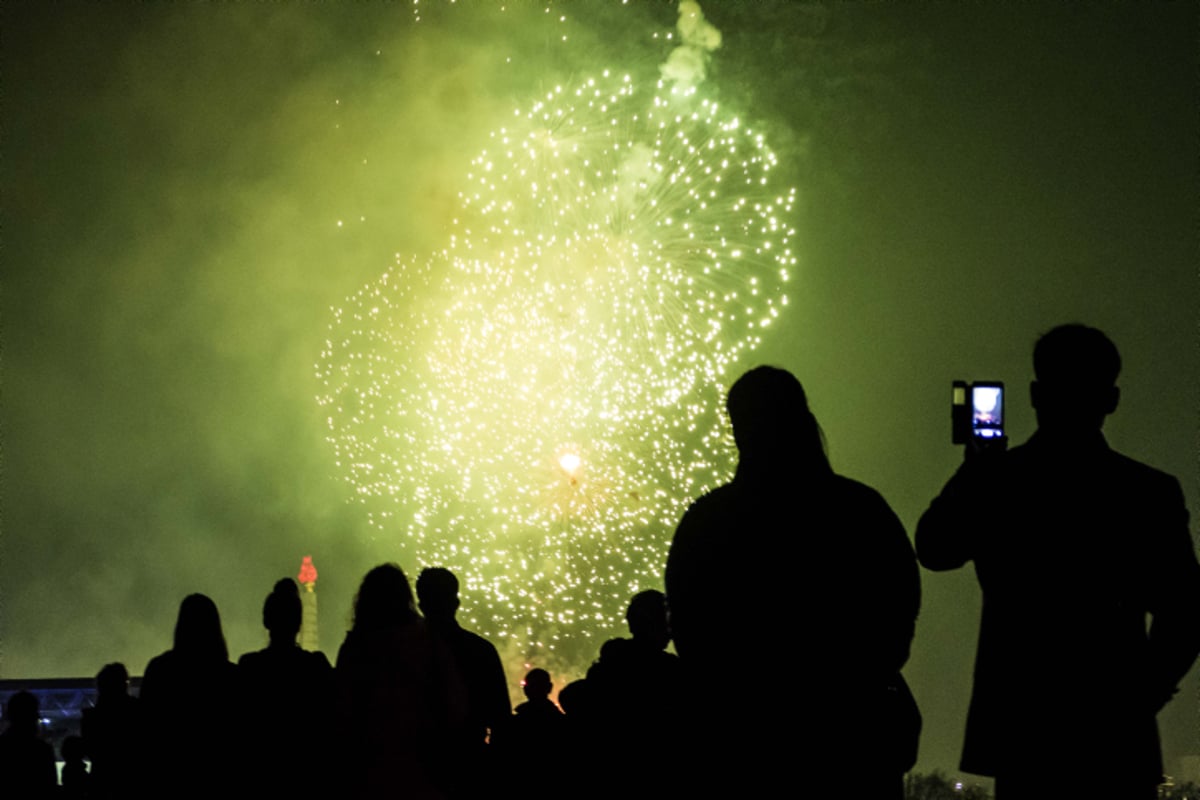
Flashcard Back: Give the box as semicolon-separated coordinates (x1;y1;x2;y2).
493;668;566;777
0;690;58;798
515;668;560;720
61;735;91;798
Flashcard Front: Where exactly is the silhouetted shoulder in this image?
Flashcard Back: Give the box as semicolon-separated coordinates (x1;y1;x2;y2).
1105;448;1186;494
239;645;332;673
665;484;742;600
827;474;906;520
672;482;740;532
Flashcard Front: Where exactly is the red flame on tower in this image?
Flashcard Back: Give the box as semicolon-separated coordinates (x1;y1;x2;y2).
298;555;318;585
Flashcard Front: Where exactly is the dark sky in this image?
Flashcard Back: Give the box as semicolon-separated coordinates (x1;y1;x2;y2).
3;0;1197;781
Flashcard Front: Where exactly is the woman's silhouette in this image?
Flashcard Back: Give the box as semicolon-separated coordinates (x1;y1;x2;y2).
139;593;240;798
666;366;920;798
334;564;465;799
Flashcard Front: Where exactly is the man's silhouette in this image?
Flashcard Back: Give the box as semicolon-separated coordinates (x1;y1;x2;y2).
584;590;684;800
415;567;510;798
917;324;1200;799
665;366;920;798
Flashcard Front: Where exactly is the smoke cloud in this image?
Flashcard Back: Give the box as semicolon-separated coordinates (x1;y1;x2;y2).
660;0;722;92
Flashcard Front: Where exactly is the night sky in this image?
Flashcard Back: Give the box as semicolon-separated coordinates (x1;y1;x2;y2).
3;1;1197;781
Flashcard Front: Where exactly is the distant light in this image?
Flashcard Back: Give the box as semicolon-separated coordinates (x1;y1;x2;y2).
558;452;582;476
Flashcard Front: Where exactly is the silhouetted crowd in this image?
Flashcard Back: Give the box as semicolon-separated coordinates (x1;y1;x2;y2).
2;324;1198;800
0;572;690;800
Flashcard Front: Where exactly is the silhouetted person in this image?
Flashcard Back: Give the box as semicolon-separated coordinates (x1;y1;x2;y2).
584;590;684;799
553;678;605;800
0;690;58;799
61;735;92;799
589;590;681;696
493;668;566;768
238;578;335;795
556;677;595;727
82;662;144;800
516;668;559;718
665;366;920;798
916;324;1200;799
415;567;510;799
139;593;240;799
335;563;465;799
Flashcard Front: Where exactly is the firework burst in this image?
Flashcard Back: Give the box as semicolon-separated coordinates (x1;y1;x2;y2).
317;19;797;659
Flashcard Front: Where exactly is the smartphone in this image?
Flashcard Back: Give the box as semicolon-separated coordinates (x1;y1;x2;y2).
970;382;1004;440
952;380;1005;443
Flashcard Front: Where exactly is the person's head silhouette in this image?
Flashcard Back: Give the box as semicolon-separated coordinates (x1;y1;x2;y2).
3;690;40;736
625;589;670;651
415;567;460;622
727;366;829;475
352;563;418;632
522;668;553;702
1031;324;1120;434
96;662;130;701
174;593;228;661
263;578;302;644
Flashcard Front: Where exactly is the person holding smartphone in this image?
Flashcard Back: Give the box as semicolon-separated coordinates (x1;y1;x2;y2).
916;324;1200;799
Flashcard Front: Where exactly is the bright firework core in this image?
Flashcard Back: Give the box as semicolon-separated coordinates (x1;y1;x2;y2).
557;451;583;479
317;30;797;670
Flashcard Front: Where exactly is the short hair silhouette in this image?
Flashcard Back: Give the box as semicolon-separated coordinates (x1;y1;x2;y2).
352;563;418;632
1033;324;1121;388
173;593;228;660
625;589;669;649
1031;324;1121;426
415;567;459;618
522;668;552;700
263;578;302;638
